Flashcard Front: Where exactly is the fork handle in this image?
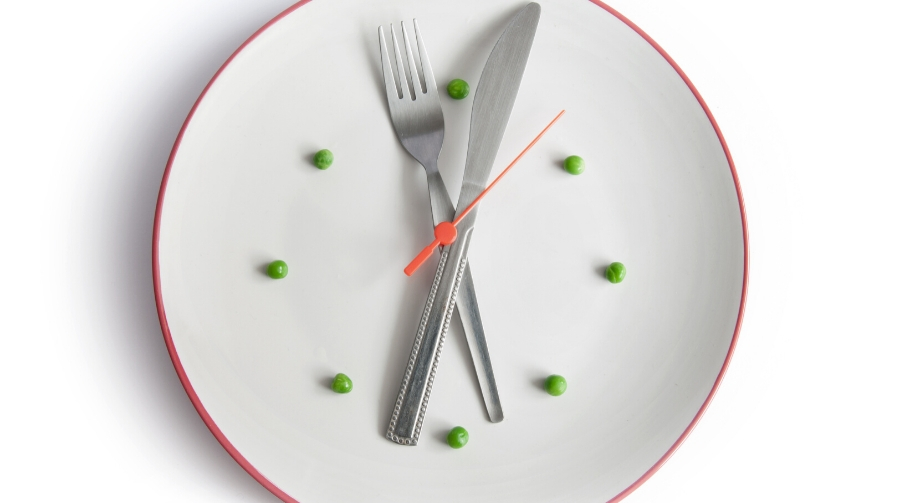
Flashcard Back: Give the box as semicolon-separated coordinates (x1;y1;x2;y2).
387;225;475;445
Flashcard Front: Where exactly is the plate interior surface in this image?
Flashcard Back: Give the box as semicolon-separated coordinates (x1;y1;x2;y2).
155;0;746;501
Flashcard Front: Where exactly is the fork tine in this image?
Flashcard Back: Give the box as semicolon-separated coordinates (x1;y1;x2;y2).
390;24;413;100
378;26;399;99
401;21;424;97
413;19;437;95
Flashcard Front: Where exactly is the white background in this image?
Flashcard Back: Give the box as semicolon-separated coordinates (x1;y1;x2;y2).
0;0;896;501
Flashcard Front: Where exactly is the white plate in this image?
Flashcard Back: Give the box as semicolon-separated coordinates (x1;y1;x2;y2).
153;0;747;501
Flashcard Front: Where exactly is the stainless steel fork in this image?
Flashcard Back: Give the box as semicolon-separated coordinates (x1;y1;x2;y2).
378;21;503;425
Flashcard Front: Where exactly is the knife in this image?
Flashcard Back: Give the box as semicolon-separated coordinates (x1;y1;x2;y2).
387;2;541;446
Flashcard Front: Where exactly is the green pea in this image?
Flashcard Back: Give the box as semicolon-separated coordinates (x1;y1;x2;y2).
544;374;567;396
606;262;626;283
447;426;469;449
267;260;288;279
331;373;353;394
564;155;585;175
446;79;470;100
314;149;334;170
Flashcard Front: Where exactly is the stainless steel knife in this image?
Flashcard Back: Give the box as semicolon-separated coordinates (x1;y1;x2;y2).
387;2;541;446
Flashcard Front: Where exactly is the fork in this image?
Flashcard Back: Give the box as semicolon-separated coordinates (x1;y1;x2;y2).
378;21;503;423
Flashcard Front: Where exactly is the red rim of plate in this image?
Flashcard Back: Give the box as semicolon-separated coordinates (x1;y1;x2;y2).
151;1;749;501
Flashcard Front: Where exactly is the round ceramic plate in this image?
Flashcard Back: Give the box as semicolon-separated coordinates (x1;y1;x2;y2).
153;0;747;501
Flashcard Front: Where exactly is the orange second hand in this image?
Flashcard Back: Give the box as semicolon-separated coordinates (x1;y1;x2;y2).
452;109;566;226
405;110;566;276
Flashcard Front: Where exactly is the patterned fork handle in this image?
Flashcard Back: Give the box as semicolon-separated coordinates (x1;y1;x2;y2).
387;224;476;445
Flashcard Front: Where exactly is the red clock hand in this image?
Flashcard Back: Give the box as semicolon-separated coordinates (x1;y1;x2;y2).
404;110;566;276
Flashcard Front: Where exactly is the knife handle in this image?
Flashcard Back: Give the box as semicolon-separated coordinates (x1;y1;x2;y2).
455;266;503;422
387;227;473;445
424;170;503;423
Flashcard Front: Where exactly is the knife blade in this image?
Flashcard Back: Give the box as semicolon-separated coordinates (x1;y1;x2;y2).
387;2;541;446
